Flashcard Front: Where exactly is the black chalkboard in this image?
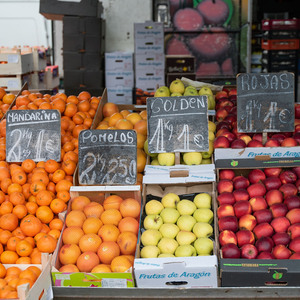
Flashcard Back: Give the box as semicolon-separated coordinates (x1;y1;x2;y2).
147;96;209;153
78;129;137;185
6;109;61;162
237;72;295;133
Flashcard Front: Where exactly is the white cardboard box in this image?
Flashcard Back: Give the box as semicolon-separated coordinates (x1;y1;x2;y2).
0;50;33;75
107;86;133;105
135;53;165;70
105;52;133;71
105;70;134;87
134;36;164;54
135;69;165;90
134;21;164;40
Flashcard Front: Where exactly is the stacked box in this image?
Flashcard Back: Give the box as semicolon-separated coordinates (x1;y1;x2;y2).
63;16;105;96
134;21;165;92
105;52;134;104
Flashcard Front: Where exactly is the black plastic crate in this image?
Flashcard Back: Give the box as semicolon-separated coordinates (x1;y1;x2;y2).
262;50;298;61
262;30;299;39
63;52;104;70
63;16;103;36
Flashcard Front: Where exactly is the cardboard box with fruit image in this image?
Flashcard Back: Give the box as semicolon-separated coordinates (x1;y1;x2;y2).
134;182;218;288
216;167;300;287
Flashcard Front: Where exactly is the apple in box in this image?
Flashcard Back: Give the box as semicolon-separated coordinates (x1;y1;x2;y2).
221;243;241;258
255;236;274;253
233;176;250;190
241;244;258;259
263;176;282;191
284;195;300;210
233;200;252;218
236;230;255;247
272;232;290;246
217;192;235;205
233;189;249;202
219;230;237;247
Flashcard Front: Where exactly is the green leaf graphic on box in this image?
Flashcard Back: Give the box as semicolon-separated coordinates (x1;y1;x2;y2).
272;271;283;280
230;160;238;167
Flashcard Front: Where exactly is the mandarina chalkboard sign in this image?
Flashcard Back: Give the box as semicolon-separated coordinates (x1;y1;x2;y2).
147;96;209;153
237;72;295;133
6;109;61;162
78;129;137;185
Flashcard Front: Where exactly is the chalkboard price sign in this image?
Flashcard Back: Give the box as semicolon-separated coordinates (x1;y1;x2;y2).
147;96;209;153
78;129;137;185
6;109;61;162
237;72;295;133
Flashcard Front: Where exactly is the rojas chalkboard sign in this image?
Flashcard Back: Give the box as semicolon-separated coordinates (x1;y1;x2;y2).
237;72;295;133
78;129;137;185
147;96;209;153
6;109;61;162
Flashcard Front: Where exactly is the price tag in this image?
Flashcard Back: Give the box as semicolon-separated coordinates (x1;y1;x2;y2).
237;72;295;133
78;129;137;185
6;109;61;162
147;96;209;153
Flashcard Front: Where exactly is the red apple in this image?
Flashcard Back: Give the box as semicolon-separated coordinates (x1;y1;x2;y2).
253;209;273;224
279;183;297;198
270;216;290;233
247;182;266;198
294;125;300;133
288;236;300;253
263;176;282;190
289;252;300;259
252;133;263;142
238;134;252;146
218;230;237;247
229;106;237;114
220;131;237;143
264;168;282;177
247;140;264;147
257;251;275;259
216;98;234;110
281;137;298;147
233;176;250;190
271;133;286;143
233;189;250;202
217;204;235;218
287;223;300;239
249;196;268;212
221;243;241;259
272;244;292;259
292;167;300;178
296;179;300;193
218;216;238;232
272;232;290;246
216;128;230;137
248;169;266;184
295;103;300;119
230;139;247;149
253;222;274;239
217;179;233;194
284;195;300;210
265;189;283;206
238;214;257;231
216;121;232;132
219;169;235;180
270;203;288;218
241;244;258;259
255;236;274;253
215;91;228;101
217;192;236;205
279;170;297;184
228;89;237;97
293;132;300;144
286;208;300;224
214;136;230;148
265;138;281;147
236;230;255;247
233;200;252;219
216;108;229;122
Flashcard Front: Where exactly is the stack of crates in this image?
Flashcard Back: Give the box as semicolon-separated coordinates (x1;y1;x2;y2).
261;19;299;93
63;16;105;96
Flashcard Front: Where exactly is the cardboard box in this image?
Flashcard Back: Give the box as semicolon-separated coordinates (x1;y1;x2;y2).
107;86;133;105
105;52;133;71
52;185;141;288
0;49;33;75
45;67;60;90
135;69;165;91
105;70;134;88
134;37;164;54
134;183;218;288
135;53;165;70
63;16;103;36
63;52;104;70
0;73;32;90
165;55;195;73
40;0;103;20
134;21;164;41
214;146;300;169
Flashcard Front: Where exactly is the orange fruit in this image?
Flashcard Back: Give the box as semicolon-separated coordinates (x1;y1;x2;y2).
91;264;111;273
83;202;104;218
0;250;19;264
57;190;71;203
36;234;57;253
50;198;67;214
55;179;72;193
27;266;41;278
98;224;120;242
78;233;102;253
48;229;61;240
118;217;139;235
16;257;31;264
134;119;147;135
115;119;134;130
97;241;120;264
15;240;33;257
100;209;122;226
119;198;141;218
0;263;6;278
59;264;79;272
126;112;142;125
0;230;12;245
71;196;90;211
6;236;21;252
36;206;54;224
108;112;123;127
19;269;37;283
49;218;64;231
103;195;123;210
20;215;42;237
117;231;138;255
65;210;86;228
36;190;53;206
62;227;84;245
59;244;81;265
12;204;28;219
44;159;60;173
110;255;132;273
0;213;18;232
76;251;99;272
82;217;103;234
102;102;119;118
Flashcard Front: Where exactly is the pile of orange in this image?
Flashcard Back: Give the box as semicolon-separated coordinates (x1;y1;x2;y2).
0;87;14;120
96;102;147;188
58;194;140;273
0;264;42;298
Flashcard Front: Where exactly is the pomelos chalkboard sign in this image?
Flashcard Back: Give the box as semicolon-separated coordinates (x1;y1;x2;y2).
78;129;137;185
6;109;61;162
147;96;209;153
237;72;295;133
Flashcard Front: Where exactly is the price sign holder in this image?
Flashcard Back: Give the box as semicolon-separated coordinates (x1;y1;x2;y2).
237;72;295;135
78;129;137;185
147;96;209;154
6;109;61;162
